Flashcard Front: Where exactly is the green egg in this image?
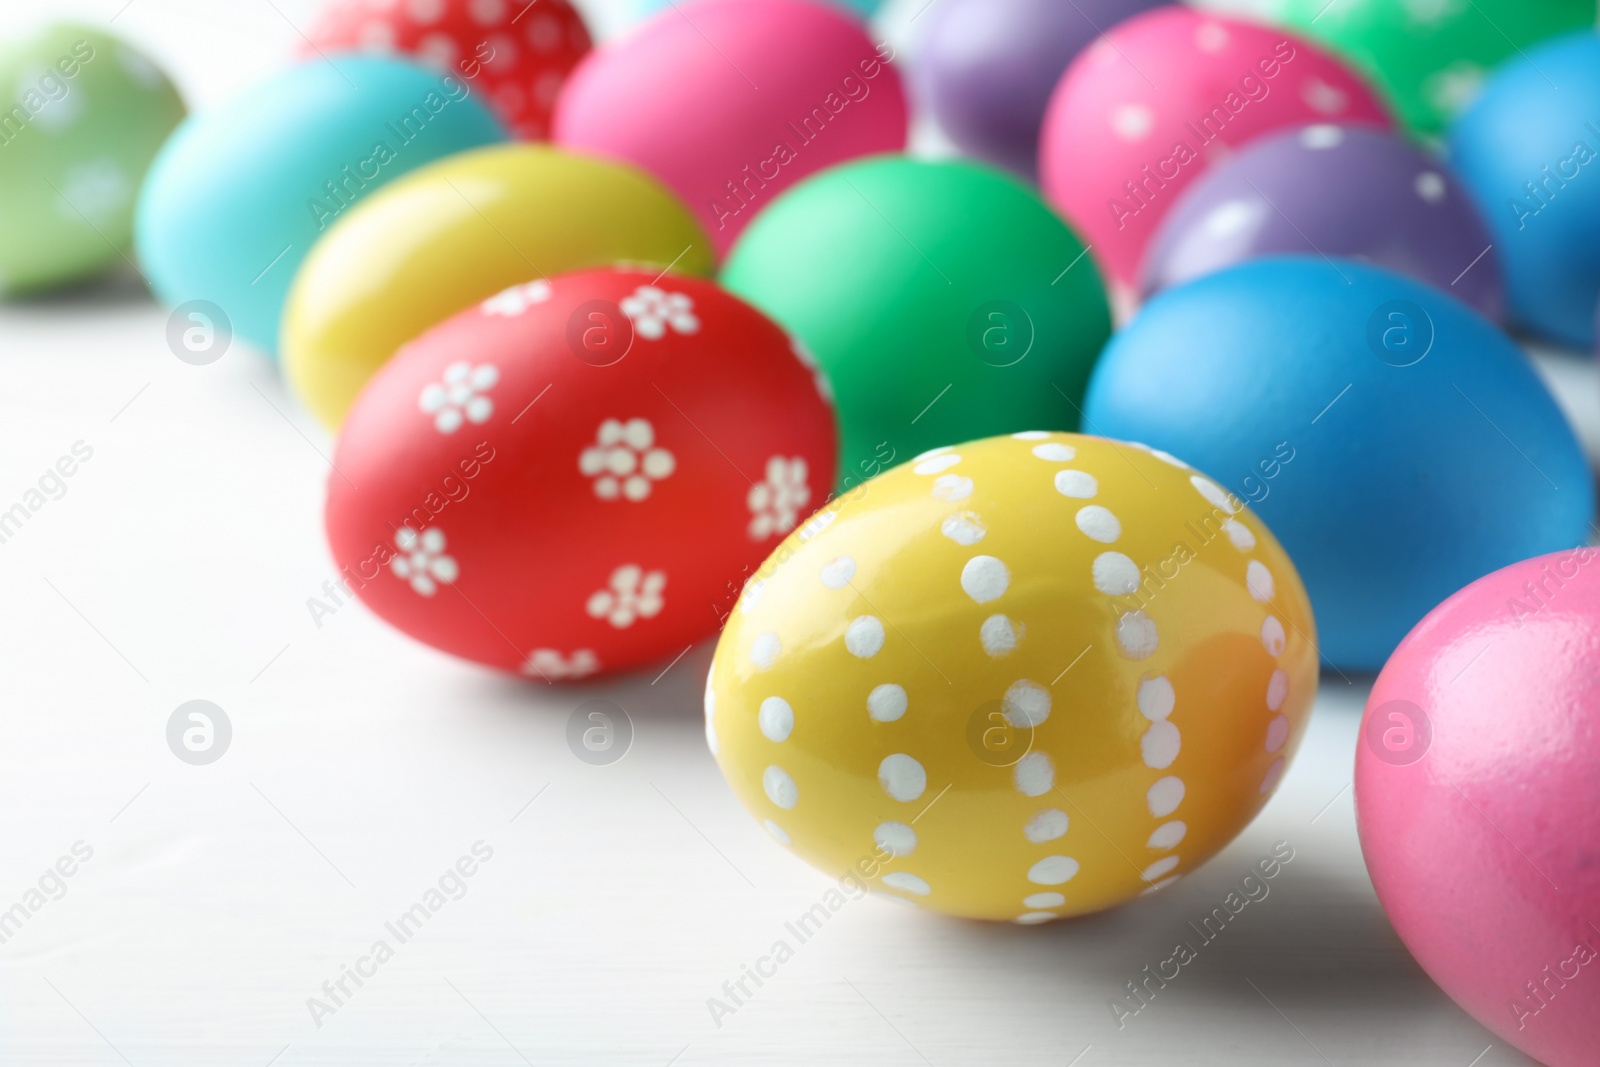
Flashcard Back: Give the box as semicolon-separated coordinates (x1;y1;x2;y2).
721;156;1112;489
1246;0;1597;137
0;23;185;294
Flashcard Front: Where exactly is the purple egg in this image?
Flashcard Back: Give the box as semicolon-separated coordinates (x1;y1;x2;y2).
1139;123;1505;321
914;0;1167;178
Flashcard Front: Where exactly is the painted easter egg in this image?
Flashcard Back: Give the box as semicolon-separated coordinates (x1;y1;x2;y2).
705;431;1317;922
301;0;591;140
283;143;713;428
1038;7;1391;289
1140;123;1503;321
1248;0;1596;136
634;0;885;22
721;156;1110;488
1449;32;1600;349
0;24;184;295
553;0;908;257
135;54;505;356
1357;549;1600;1067
913;0;1167;178
325;269;836;680
1083;257;1592;671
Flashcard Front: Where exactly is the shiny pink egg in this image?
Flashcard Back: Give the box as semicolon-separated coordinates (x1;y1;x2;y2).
552;0;908;258
1038;7;1390;289
1357;549;1600;1067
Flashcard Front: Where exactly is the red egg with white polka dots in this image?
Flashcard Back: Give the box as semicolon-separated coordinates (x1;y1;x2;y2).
1038;7;1392;290
301;0;591;139
324;269;837;681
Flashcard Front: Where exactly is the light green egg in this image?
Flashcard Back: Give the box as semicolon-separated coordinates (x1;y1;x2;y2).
0;23;185;294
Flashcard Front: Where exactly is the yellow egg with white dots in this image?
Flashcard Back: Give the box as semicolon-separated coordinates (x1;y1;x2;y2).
705;431;1318;923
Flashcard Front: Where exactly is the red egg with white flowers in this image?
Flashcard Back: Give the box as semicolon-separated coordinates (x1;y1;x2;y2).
325;269;837;680
300;0;591;140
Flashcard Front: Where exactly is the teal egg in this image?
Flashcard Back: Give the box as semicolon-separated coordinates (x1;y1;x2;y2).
135;53;505;357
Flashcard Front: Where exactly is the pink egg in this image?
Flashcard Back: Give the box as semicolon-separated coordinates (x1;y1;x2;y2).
1356;549;1600;1067
1038;8;1391;288
552;0;908;257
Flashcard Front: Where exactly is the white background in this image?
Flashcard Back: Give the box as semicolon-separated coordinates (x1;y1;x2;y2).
0;1;1591;1063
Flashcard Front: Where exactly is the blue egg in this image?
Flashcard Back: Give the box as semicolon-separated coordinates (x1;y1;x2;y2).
1449;31;1600;349
1084;257;1593;671
136;54;505;357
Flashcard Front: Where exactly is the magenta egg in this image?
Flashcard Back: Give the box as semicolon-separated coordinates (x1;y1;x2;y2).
1038;7;1392;289
1357;549;1600;1067
552;0;908;258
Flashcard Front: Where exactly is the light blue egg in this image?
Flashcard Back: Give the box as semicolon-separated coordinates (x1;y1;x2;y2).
1449;31;1600;349
632;0;883;24
1083;257;1593;672
135;54;505;357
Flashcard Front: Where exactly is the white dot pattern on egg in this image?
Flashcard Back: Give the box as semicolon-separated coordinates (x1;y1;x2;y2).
706;432;1313;922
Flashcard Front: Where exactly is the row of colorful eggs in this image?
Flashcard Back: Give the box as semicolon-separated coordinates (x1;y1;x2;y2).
0;0;1593;715
8;2;1600;347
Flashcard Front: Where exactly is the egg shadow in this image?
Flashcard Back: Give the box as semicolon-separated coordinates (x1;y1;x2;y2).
876;836;1531;1062
2;262;154;310
451;637;715;734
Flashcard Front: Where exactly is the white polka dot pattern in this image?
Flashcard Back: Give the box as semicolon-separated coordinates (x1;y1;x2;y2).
1261;616;1286;656
845;616;886;658
1116;611;1159;659
1142;855;1179;882
1024;808;1068;842
882;871;931;896
1028;856;1080;885
914;453;962;475
759;696;794;743
1093;551;1140;595
1147;776;1184;817
763;766;797;809
750;631;781;670
1002;680;1051;727
879;753;926;802
1075;505;1121;543
867;683;907;723
1267;669;1289;711
941;513;986;545
1055;470;1098;499
874;821;917;857
820;556;856;589
980;614;1019;656
1013;752;1054;797
961;556;1010;604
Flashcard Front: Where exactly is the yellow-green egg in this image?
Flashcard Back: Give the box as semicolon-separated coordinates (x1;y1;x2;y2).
0;23;184;294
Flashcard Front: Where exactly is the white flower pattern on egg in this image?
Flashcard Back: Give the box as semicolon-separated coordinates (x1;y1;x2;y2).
419;362;498;434
620;285;699;340
579;418;675;501
522;648;600;681
587;565;666;629
390;526;459;596
748;457;811;540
